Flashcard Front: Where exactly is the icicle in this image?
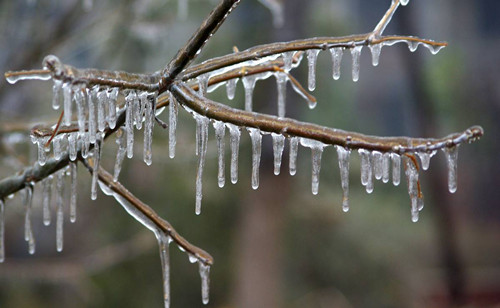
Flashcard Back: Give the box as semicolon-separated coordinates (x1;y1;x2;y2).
68;133;77;161
157;232;171;308
52;134;64;161
227;124;240;184
288;78;317;109
62;83;73;126
443;145;459;193
359;149;374;193
382;153;390;183
247;128;262;190
125;91;135;159
0;199;4;262
391;153;401;186
336;146;351;212
81;132;90;159
143;94;154;166
242;75;257;111
195;116;209;215
213;121;226;188
134;92;144;130
166;93;177;159
330;47;343;80
306;49;320;91
70;162;77;223
91;133;102;201
351;46;363;82
97;89;107;132
198;74;209;96
56;169;64;252
372;151;383;180
417;151;436;171
107;88;119;129
226;78;237;100
42;175;52;226
404;156;421;222
423;43;445;55
407;41;419;52
289;137;299;176
23;185;35;254
271;133;285;175
34;136;50;166
401;0;409;6
300;138;325;195
275;72;287;118
87;87;97;144
282;51;294;72
114;129;126;182
75;87;87;137
199;262;211;305
369;44;382;66
5;71;51;84
52;79;62;110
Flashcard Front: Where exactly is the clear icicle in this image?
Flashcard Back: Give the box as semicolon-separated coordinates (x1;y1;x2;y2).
282;51;294;72
306;49;320;91
417;151;436;171
76;88;87;137
70;162;77;223
213;121;226;188
289;136;299;176
401;0;410;6
330;47;343;80
391;153;401;186
169;92;178;159
275;72;287;118
443;145;459;193
408;41;419;52
271;133;285;175
423;43;445;55
143;94;154;166
404;156;421;222
195;116;209;215
81;130;91;159
372;151;383;180
23;185;35;255
226;78;237;100
157;232;171;308
42;175;52;226
135;92;145;130
248;128;262;190
97;89;107;132
52;134;64;161
369;44;382;66
300;138;325;195
227;123;240;184
198;74;209;96
35;136;50;166
351;46;363;82
107;88;119;129
125;91;135;159
56;169;64;252
382;153;390;183
68;133;77;161
336;146;351;212
0;199;4;262
242;75;257;111
359;149;374;193
52;79;62;110
91;134;102;200
63;83;72;126
88;87;97;144
199;262;211;305
114;129;126;182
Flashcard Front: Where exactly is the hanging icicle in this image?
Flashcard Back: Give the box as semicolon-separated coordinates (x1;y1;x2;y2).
359;149;374;193
247;128;262;190
226;78;238;100
23;184;35;255
391;153;401;186
42;175;52;226
300;138;326;195
56;169;64;252
443;145;459;193
330;47;343;80
70;162;78;223
351;46;363;82
242;75;257;112
227;123;240;184
213;121;226;188
107;87;119;129
275;72;287;118
143;93;154;166
271;133;285;175
91;133;103;201
114;129;127;182
336;146;351;212
289;137;299;176
306;49;320;91
125;91;136;159
169;92;178;159
195;115;209;215
199;262;211;305
0;198;4;263
369;44;382;66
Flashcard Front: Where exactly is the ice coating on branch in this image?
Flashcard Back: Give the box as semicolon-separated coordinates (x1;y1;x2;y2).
300;138;326;195
158;232;171;308
369;44;382;66
289;137;299;176
125;91;136;159
443;145;459;193
306;49;320;91
107;88;119;129
226;78;237;100
330;47;343;80
248;128;262;190
42;175;52;226
23;185;35;255
62;83;73;126
372;151;383;180
113;129;126;182
351;46;363;82
70;162;77;223
336;146;351;212
275;72;287;117
359;149;374;193
272;133;285;175
213;121;226;188
391;153;401;186
168;93;178;159
56;169;64;252
195;115;209;215
91;133;102;201
199;262;211;305
52;79;62;110
382;153;390;183
417;150;436;171
5;71;51;84
0;199;4;262
227;123;240;184
242;75;257;111
404;156;422;222
143;93;154;166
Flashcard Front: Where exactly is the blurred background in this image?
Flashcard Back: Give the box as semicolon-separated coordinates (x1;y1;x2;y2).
0;0;498;307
